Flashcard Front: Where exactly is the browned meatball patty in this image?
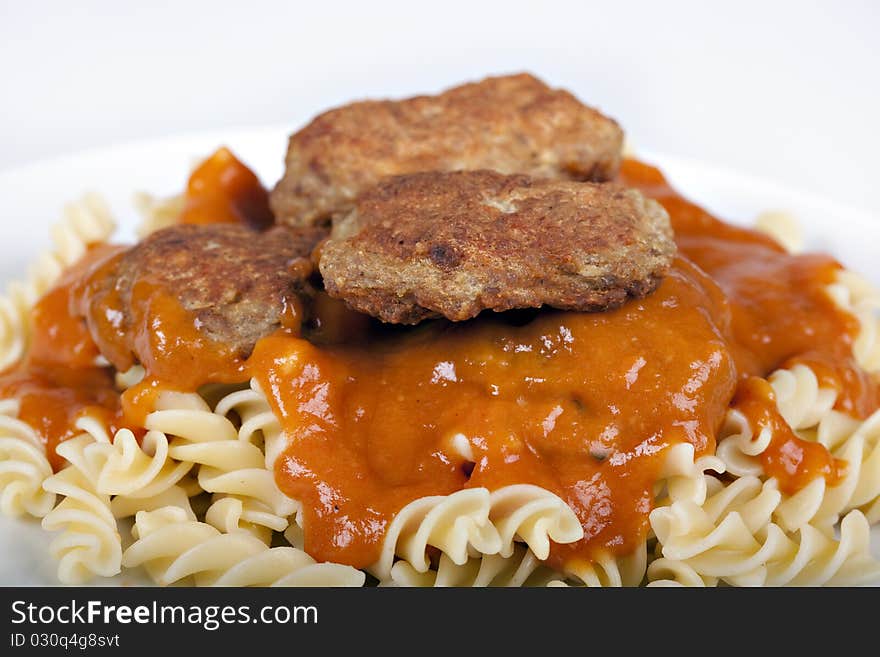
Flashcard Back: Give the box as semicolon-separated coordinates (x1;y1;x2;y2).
82;223;326;369
318;171;676;324
271;73;624;227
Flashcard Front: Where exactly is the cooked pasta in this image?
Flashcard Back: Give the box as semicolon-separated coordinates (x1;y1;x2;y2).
41;433;123;585
213;380;285;470
755;210;804;254
0;194;115;371
827;269;880;372
0;399;56;518
717;363;880;533
149;392;299;536
123;506;365;587
371;488;505;580
371;484;583;581
554;544;649;587
90;428;193;499
648;475;880;586
384;544;558;587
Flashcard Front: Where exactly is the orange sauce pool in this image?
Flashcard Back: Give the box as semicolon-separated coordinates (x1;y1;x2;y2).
251;258;737;567
619;159;876;417
1;156;876;573
0;244;127;470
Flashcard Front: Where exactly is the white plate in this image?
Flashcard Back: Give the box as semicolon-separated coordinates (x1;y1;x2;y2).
0;128;878;586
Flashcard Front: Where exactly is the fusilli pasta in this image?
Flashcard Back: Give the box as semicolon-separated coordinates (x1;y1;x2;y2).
41;433;123;584
648;474;880;586
384;543;557;587
123;506;365;586
0;194;115;370
149;392;299;537
0;399;55;518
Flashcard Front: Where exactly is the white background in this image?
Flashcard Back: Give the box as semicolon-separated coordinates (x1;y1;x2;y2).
1;0;878;213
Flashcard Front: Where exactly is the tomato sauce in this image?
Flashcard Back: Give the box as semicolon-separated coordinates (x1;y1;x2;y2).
178;147;274;230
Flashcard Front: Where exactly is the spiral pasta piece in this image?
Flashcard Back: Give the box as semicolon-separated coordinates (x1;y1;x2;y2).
41;434;122;584
649;475;880;586
654;441;726;507
213;380;286;469
556;544;648;587
645;558;716;587
826;269;880;372
0;194;116;371
149;392;299;535
110;484;197;520
716;363;880;532
769;364;838;431
371;488;502;580
488;484;583;559
0;399;56;518
89;428;193;499
123;506;364;586
755;210;804;254
385;543;557;587
204;496;280;544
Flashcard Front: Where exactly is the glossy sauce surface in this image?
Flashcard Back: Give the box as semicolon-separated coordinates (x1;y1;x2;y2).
2;157;876;573
0;245;126;470
178;147;274;230
252;259;737;567
731;376;845;494
620;160;876;417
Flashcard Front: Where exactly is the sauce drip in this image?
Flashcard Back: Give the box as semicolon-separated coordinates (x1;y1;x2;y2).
731;377;845;494
1;156;876;573
74;264;250;427
0;245;127;470
619;160;876;417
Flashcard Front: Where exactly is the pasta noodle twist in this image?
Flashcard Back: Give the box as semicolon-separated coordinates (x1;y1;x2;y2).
123;506;365;586
371;485;583;581
769;364;838;431
654;442;726;507
488;484;583;559
0;399;56;518
648;475;880;586
110;484;198;521
88;428;194;499
41;430;123;584
150;392;299;538
213;380;285;470
384;543;558;587
554;544;648;587
826;269;880;372
371;488;503;580
0;194;116;371
755;210;804;254
716;364;880;532
645;559;715;587
715;407;774;479
204;496;276;545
